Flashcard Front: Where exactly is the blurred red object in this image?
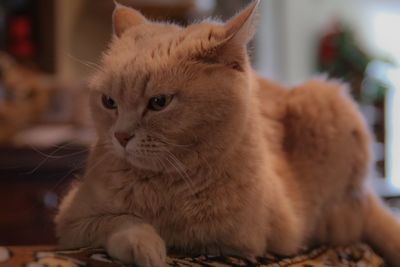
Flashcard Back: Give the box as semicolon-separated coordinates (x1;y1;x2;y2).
9;16;35;59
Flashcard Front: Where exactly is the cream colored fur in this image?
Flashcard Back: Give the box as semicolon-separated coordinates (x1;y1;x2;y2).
55;2;400;266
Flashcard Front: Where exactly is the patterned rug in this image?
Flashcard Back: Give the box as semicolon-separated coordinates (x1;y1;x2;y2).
0;244;387;267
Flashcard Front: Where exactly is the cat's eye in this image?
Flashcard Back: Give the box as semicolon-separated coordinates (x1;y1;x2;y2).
148;95;173;111
102;94;117;110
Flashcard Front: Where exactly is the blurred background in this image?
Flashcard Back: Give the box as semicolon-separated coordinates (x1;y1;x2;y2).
0;0;399;245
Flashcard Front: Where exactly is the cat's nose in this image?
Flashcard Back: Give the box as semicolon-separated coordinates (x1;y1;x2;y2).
114;132;134;147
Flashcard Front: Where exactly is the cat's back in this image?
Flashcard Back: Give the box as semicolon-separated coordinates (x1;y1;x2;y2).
254;75;371;196
254;75;289;153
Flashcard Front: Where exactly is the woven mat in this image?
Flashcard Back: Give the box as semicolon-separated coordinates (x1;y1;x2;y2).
0;243;386;267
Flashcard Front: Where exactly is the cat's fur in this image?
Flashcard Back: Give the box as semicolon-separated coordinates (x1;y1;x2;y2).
55;2;400;266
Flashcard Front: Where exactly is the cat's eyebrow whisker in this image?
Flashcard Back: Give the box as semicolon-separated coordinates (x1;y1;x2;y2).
67;54;104;72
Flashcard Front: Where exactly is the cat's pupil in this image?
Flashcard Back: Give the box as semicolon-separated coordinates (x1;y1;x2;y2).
102;94;117;109
148;95;169;111
153;97;165;106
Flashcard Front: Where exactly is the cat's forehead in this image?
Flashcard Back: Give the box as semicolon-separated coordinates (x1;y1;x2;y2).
91;21;224;93
106;25;176;60
103;21;223;69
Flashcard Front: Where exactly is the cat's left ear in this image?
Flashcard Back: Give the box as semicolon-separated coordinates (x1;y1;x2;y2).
224;0;260;47
194;1;259;71
112;2;147;38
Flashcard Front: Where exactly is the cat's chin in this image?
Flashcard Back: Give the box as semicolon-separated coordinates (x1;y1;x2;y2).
109;147;160;172
125;154;164;172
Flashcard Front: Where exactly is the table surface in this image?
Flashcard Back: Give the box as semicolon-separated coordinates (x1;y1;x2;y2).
0;244;387;267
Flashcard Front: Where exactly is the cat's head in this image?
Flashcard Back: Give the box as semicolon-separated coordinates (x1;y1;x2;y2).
89;1;259;171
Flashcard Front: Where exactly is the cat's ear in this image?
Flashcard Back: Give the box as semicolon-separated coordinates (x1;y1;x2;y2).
112;2;147;38
224;0;260;47
193;1;259;71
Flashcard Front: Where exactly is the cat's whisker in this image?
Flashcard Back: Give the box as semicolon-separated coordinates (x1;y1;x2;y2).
196;151;213;173
27;142;77;174
151;154;162;170
48;161;86;193
16;151;108;218
162;149;196;194
33;147;89;159
40;147;111;193
153;135;196;148
159;138;212;173
30;146;67;159
85;151;112;177
96;141;115;151
168;156;188;177
162;153;195;195
141;121;196;148
160;142;194;153
153;155;167;173
108;167;131;173
161;133;213;172
13;150;87;218
165;151;190;176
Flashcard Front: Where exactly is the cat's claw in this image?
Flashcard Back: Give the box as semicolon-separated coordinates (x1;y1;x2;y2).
106;224;166;267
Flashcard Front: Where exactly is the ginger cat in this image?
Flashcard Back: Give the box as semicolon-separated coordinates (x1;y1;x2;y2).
55;1;400;266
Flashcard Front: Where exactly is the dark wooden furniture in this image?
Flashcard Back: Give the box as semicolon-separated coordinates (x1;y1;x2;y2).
0;145;87;245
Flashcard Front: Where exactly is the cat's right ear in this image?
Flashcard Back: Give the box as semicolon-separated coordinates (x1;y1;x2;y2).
112;2;147;38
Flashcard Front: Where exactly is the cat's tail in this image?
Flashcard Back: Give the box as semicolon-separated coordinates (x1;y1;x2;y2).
363;191;400;266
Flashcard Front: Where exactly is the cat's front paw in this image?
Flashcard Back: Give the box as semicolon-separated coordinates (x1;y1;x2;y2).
106;224;166;267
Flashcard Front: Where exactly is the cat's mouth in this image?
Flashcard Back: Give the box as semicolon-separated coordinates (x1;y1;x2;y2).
121;149;166;172
110;134;194;173
122;148;191;175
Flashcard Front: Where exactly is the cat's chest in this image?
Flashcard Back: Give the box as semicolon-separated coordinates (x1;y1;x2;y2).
109;177;236;223
104;174;258;250
109;178;168;217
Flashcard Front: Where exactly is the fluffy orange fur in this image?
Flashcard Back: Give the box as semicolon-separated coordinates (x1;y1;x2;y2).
55;2;400;266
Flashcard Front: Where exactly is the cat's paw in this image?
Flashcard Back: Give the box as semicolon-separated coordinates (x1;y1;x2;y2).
106;224;166;267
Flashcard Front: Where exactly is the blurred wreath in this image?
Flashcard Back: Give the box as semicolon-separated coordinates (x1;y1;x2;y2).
317;22;395;177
